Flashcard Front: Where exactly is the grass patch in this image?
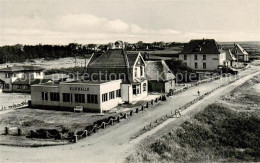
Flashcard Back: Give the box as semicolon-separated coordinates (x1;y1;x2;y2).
127;104;260;162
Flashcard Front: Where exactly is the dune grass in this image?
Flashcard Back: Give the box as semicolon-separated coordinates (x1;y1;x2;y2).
126;103;260;162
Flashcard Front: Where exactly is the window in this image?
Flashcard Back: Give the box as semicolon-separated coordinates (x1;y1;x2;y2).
109;91;115;100
4;83;10;89
195;62;198;69
50;92;60;101
5;73;10;78
143;83;147;92
17;85;22;89
133;84;141;95
135;68;138;77
140;66;143;76
41;92;48;101
87;94;98;104
116;89;121;97
102;93;108;102
184;55;187;60
75;94;85;103
63;93;72;102
203;63;206;69
203;55;206;60
194;55;197;60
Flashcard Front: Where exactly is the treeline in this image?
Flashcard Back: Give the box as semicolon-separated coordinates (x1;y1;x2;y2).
0;43;104;64
0;41;185;64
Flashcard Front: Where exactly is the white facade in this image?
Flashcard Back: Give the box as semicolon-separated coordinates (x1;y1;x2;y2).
0;67;44;92
179;53;226;71
31;80;124;112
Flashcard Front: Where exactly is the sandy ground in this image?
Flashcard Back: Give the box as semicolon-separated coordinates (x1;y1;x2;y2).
0;66;260;162
0;93;30;109
0;57;89;70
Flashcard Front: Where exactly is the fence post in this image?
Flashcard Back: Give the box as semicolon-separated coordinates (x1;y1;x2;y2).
44;131;48;138
117;116;120;123
151;100;154;105
136;108;139;113
130;110;133;116
18;128;22;136
102;122;106;129
58;133;63;139
84;130;88;137
155;98;158;103
73;135;78;143
111;119;114;126
5;127;9;135
146;102;149;108
124;113;127;119
141;106;144;111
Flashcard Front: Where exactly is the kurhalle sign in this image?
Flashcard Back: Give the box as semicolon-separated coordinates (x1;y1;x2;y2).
69;87;90;91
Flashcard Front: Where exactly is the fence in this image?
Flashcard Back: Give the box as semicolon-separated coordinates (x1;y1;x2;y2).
0;101;28;112
2;74;237;143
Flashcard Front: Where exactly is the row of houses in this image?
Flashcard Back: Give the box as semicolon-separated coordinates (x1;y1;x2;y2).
0;39;249;113
178;39;248;71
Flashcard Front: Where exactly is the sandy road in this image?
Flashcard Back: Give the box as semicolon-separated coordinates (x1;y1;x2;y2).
0;66;260;163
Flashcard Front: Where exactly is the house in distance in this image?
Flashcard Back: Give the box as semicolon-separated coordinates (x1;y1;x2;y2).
0;65;45;93
178;39;226;71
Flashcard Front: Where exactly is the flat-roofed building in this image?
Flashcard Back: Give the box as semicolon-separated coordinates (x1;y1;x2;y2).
31;80;122;112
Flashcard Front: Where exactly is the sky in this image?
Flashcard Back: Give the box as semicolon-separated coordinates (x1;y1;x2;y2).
0;0;260;45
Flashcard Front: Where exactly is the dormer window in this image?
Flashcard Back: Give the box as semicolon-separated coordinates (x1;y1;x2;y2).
135;68;137;77
194;45;202;52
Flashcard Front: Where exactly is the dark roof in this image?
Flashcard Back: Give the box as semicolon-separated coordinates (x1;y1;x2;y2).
12;79;50;85
88;49;129;68
231;44;248;55
87;49;143;84
88;53;103;65
145;60;175;81
0;65;44;72
226;49;236;61
179;39;223;54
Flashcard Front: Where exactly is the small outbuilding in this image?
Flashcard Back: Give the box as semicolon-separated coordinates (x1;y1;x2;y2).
145;60;175;93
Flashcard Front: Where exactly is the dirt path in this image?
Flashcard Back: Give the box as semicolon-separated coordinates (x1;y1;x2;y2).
0;66;260;163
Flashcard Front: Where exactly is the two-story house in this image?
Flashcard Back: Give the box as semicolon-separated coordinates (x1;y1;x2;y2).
87;49;148;103
179;39;226;71
0;65;45;93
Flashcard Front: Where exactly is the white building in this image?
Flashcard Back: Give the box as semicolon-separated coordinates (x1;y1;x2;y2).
231;44;249;62
179;39;226;71
0;65;44;93
31;49;148;112
31;80;122;112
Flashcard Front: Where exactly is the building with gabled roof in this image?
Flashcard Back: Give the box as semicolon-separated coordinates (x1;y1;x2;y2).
0;65;45;92
145;60;175;93
223;49;236;67
31;49;148;113
87;49;148;103
179;39;226;71
231;44;249;62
